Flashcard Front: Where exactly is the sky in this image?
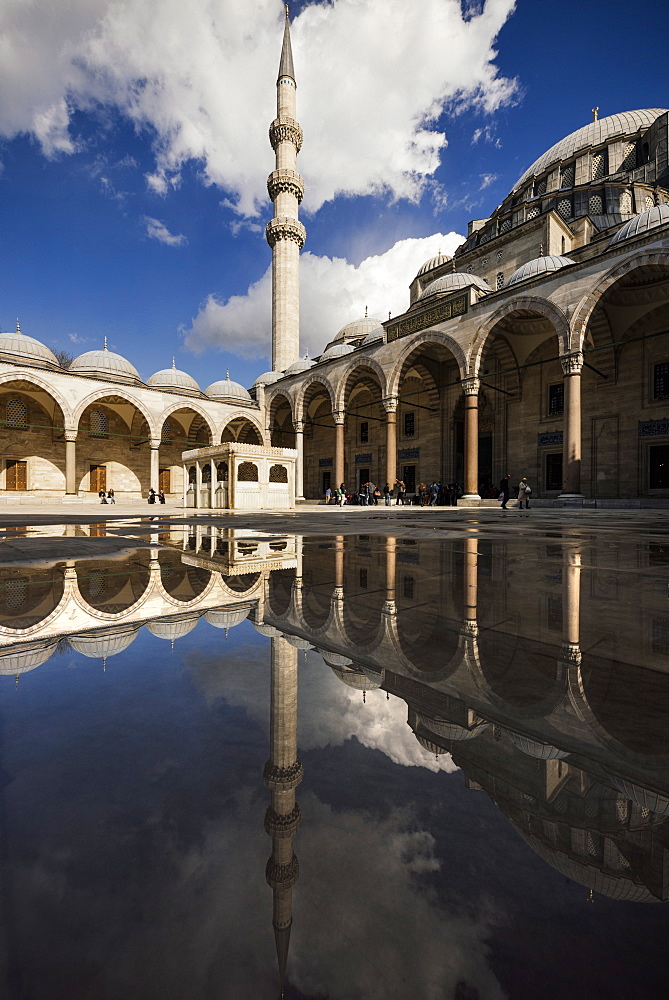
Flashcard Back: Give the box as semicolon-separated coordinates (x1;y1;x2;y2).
1;0;668;390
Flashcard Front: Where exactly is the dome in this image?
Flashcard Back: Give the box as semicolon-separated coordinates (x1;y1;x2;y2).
70;344;142;384
253;370;281;388
284;356;314;376
69;627;139;659
205;608;251;629
361;326;384;347
513;109;668;192
0;327;60;369
321;651;353;668
205;371;252;401
0;641;58;675
417;714;488;741
609;204;669;246
253;622;283;638
360;665;383;689
146;615;201;641
282;633;312;650
416;251;452;277
329;663;368;690
418;273;491;300
415;733;443;756
609;777;669;818
507;255;575;286
334;315;383;343
321;343;355;360
507;731;569;759
147;361;201;394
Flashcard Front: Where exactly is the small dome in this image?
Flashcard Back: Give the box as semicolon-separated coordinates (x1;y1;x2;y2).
253;370;281;388
146;615;201;641
609;203;669;246
70;344;142;384
417;252;452;277
205;608;250;630
418;273;491;300
609;777;669;818
334;315;383;343
69;627;139;659
415;733;443;756
253;622;283;638
147;361;201;394
0;327;60;369
507;255;575;286
284;356;314;376
282;633;312;650
205;371;252;401
507;731;569;759
417;714;488;741
329;663;369;690
321;651;352;668
0;641;58;675
361;326;384;347
321;343;355;360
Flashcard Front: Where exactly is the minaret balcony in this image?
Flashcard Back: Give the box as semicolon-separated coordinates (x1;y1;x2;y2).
266;216;307;250
269;116;303;152
267;168;305;203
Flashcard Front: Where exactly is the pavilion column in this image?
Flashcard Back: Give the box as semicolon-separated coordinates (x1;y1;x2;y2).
293;420;304;500
210;458;217;508
463;535;479;638
150;438;161;493
383;397;398;489
64;429;77;495
333;411;345;490
462;377;481;501
559;351;584;497
195;461;202;509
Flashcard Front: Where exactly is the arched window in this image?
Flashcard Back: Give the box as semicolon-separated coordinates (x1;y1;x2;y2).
6;398;27;429
237;462;258;482
90;410;107;437
217;461;228;482
269;464;288;483
202;464;211;483
496;272;504;290
188;466;196;485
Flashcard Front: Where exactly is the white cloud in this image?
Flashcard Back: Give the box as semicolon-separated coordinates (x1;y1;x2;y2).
144;216;187;246
0;0;518;216
68;332;88;344
183;230;464;362
479;172;498;189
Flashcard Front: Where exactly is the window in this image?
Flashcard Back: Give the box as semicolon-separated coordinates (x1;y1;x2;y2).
649;444;669;489
6;398;27;429
496;272;504;290
202;464;211;483
404;412;415;437
359;568;368;589
188;466;196;485
89;410;107;437
360;421;369;443
557;197;572;219
216;461;228;482
4;577;27;610
588;194;603;215
403;575;414;600
560;164;574;188
591;149;606;181
545;453;563;491
651;617;669;656
237;462;258;482
402;465;416;494
619;190;632;215
269;464;288;483
621;142;637;171
546;596;563;633
653;362;669;399
548;383;564;414
644;195;654;211
527;205;540;220
161;421;173;444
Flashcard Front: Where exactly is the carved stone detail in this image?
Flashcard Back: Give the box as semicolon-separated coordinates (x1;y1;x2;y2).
462;619;479;639
265;854;299;890
561;641;582;665
263;758;304;790
462;376;481;396
266;217;307;250
267;168;304;203
269;117;304;152
560;351;584;376
382;396;399;413
264;803;302;838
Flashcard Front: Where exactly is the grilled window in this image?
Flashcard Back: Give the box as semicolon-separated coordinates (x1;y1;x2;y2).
548;383;564;414
6;398;28;429
654;362;669;399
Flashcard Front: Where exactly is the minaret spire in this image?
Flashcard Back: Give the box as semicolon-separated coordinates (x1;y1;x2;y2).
266;7;305;372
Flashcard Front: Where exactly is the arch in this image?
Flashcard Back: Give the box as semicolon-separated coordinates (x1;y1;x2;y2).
73;388;156;438
268;392;295;448
333;357;388;411
158;399;216;443
0;564;66;633
295;375;335;420
468;296;571;375
0;372;73;427
220;415;263;445
386;332;468;398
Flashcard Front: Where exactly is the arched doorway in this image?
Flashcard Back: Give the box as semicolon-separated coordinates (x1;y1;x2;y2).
269;394;295;448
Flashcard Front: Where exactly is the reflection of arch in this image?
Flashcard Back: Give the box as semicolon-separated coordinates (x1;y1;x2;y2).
158;550;213;605
469;296;570;374
268;570;295;618
221;572;262;594
0;372;73;427
396;604;460;677
475;631;567;719
387;332;467;397
73;389;155;438
0;566;65;631
335;358;387;410
76;553;152;616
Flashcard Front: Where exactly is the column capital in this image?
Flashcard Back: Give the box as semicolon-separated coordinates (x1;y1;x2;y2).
292;419;304;433
382;396;399;413
462;620;479;639
461;376;480;396
560;351;584;376
149;437;161;450
561;641;582;665
64;428;78;442
333;410;345;425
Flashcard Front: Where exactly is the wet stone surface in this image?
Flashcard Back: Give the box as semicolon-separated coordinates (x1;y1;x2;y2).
0;513;667;999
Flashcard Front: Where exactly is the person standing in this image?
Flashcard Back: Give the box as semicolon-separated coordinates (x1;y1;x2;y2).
99;488;107;505
148;488;156;505
517;477;531;509
499;474;511;509
337;483;346;506
384;482;391;506
429;481;439;506
396;480;406;506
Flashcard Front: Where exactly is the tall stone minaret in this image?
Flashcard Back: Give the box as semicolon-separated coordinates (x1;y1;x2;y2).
266;5;306;373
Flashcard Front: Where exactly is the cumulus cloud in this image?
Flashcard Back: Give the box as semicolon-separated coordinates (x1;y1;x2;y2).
0;0;518;215
183;230;464;361
144;216;187;246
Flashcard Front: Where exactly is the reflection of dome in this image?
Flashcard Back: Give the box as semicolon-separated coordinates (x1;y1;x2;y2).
253;371;281;388
418;713;488;741
205;372;252;401
321;651;353;668
70;346;142;384
321;343;355;360
416;252;451;277
416;734;443;756
361;326;384;347
507;731;569;759
284;356;314;376
507;255;575;286
360;665;383;690
146;615;201;640
334;316;383;343
609;777;669;818
419;273;491;299
0;329;60;369
0;641;58;675
205;608;251;629
329;663;369;690
147;362;201;394
253;622;283;638
69;627;140;658
608;204;669;246
282;633;312;650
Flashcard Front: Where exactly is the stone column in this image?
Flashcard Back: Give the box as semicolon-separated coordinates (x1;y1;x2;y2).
293;420;304;499
334;534;345;592
383;397;398;489
562;544;582;665
384;536;396;611
195;461;202;510
64;429;77;495
334;411;345;490
210;459;216;509
150;438;161;493
463;535;479;637
462;377;481;501
559;351;584;497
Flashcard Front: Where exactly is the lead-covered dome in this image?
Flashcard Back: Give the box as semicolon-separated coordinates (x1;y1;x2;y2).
609;203;669;246
69;627;140;658
417;714;488;741
205;608;250;629
146;615;201;641
507;731;569;759
0;641;58;675
334;315;383;343
284;355;314;376
253;370;281;388
507;255;575;286
321;343;354;360
361;326;384;347
147;361;201;394
419;272;491;300
416;251;451;277
0;329;60;369
70;344;142;384
205;371;252;402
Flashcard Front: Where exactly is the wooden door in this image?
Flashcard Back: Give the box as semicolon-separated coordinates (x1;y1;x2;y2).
90;465;106;492
159;467;171;493
6;460;27;491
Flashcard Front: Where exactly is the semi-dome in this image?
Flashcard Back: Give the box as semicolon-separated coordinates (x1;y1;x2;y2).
205;608;251;629
419;272;491;300
284;355;314;376
320;651;353;668
507;255;575;286
146;615;201;641
147;361;201;394
69;627;139;659
253;622;283;638
334;315;383;343
0;326;60;369
416;251;452;277
205;370;252;401
609;203;669;246
361;326;384;346
0;641;58;675
321;343;355;360
513;109;668;193
417;714;488;741
252;370;281;388
507;731;569;759
70;343;142;384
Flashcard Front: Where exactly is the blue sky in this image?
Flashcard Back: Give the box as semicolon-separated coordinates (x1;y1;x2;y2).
0;0;667;389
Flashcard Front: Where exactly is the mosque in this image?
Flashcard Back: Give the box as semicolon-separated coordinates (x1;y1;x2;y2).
1;12;669;503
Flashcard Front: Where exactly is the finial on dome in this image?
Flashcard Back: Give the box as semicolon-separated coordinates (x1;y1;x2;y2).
539;242;545;256
15;673;19;688
172;357;176;369
15;318;21;334
388;311;391;320
592;107;599;122
103;337;108;351
102;656;107;673
226;368;230;380
171;639;175;651
225;628;229;639
285;2;289;19
304;348;309;359
365;305;368;317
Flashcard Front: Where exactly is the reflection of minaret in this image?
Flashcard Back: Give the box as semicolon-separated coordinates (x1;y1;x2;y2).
267;5;306;372
264;636;302;995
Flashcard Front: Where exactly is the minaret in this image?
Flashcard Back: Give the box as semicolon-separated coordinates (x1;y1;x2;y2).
266;5;306;372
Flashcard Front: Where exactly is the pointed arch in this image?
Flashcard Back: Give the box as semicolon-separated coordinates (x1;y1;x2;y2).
0;372;73;427
158;399;216;444
468;295;570;375
386;331;468;398
74;388;157;438
295;375;335;420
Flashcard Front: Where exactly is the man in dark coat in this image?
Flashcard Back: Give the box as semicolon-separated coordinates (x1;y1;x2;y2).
499;474;511;509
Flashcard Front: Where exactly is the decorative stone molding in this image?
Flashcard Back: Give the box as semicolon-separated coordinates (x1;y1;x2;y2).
332;410;345;425
266;216;307;250
462;620;479;639
267;168;304;203
264;803;302;839
560;351;584;376
149;438;161;450
561;641;582;665
292;420;304;433
462;376;481;396
265;854;299;890
64;428;78;442
263;758;304;790
269;116;303;152
382;396;399;413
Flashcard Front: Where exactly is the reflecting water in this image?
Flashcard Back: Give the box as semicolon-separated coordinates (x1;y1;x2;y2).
0;525;667;999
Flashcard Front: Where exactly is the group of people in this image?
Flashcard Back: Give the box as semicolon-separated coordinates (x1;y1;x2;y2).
325;480;464;507
98;489;115;504
499;474;532;509
148;489;166;505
